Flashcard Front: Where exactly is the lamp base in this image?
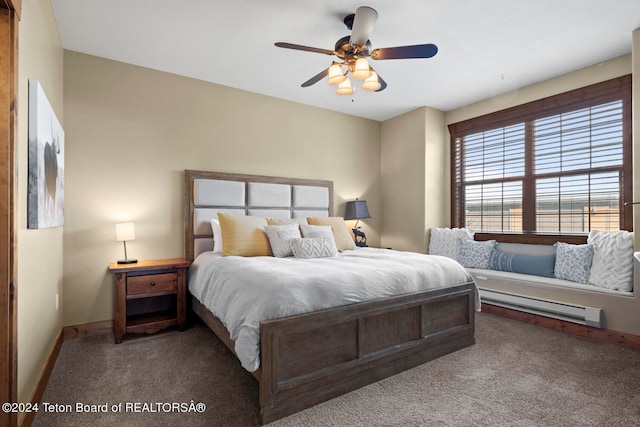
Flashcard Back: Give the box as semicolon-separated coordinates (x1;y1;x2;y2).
117;259;138;264
352;228;368;247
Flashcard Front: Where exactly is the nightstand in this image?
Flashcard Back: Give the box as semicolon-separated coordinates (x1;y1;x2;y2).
108;258;191;344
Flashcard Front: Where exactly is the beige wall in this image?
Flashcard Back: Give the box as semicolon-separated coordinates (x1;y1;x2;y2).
380;107;447;252
423;107;448;248
16;0;64;407
62;51;381;326
380;108;426;252
445;54;631;124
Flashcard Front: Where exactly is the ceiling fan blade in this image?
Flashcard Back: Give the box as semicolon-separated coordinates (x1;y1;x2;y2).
349;6;378;47
370;44;438;60
275;42;335;56
301;67;330;87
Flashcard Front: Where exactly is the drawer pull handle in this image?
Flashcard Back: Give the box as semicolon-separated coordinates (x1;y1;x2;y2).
150;281;156;287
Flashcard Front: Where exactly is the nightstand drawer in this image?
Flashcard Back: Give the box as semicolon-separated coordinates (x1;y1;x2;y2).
127;273;177;296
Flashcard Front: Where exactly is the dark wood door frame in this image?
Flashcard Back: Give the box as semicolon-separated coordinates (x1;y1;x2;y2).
1;1;19;426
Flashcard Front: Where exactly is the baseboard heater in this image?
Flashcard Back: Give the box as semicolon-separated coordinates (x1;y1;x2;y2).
479;288;603;328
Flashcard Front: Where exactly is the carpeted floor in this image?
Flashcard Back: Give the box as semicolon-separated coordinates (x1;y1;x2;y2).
33;313;640;426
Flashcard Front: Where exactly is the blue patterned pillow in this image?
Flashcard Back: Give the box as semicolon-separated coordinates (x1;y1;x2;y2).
457;239;496;268
554;243;594;284
488;249;556;278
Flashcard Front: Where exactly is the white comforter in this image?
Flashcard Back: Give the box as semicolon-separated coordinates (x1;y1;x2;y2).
188;247;478;372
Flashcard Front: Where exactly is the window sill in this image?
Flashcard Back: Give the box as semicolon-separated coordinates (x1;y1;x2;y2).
474;232;588;245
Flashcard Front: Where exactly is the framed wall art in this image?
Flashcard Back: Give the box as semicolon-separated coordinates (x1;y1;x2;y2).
28;79;64;229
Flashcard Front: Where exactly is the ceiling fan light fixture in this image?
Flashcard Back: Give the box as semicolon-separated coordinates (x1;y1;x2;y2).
327;64;346;85
336;78;354;96
361;71;381;91
275;6;438;97
351;57;372;80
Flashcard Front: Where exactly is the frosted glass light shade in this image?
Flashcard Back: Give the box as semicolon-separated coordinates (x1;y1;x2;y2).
336;78;354;96
327;64;346;85
361;71;381;91
351;57;372;80
115;222;136;242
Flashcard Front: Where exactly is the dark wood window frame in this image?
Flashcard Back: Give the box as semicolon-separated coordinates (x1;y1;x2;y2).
449;75;632;245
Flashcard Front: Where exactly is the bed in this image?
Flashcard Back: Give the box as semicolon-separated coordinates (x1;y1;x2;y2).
184;170;477;424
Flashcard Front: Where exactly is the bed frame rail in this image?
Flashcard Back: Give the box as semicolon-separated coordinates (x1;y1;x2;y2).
259;282;476;424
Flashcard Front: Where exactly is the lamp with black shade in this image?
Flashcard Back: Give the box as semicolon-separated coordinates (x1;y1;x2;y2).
344;199;371;247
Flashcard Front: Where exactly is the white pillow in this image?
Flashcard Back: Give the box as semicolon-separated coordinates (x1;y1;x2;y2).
457;239;495;269
300;224;333;240
299;225;338;254
429;227;475;261
210;219;223;253
307;217;356;252
291;238;338;259
265;224;301;258
588;230;634;292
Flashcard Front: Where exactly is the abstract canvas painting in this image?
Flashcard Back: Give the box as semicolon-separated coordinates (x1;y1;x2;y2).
28;79;64;229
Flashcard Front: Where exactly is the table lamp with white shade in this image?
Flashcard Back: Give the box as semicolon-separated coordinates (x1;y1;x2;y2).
115;222;137;264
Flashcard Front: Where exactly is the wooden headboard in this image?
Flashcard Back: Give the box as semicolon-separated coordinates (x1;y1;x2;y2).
183;170;334;261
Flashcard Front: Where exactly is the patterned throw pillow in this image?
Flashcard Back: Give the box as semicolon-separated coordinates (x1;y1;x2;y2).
554;243;594;284
291;238;338;259
429;227;474;261
587;230;634;292
457;239;496;269
265;224;301;257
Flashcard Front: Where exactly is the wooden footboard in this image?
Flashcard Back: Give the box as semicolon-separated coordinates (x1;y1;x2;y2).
191;282;475;424
258;282;476;424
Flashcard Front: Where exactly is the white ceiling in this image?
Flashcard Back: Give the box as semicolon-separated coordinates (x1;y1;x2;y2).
50;0;640;122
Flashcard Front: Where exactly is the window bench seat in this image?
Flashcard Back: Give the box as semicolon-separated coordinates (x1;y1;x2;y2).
468;267;635;329
428;228;637;334
465;248;637;330
469;268;633;298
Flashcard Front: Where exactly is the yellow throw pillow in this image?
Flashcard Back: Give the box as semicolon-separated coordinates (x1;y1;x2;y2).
218;213;272;257
307;217;356;251
266;217;308;226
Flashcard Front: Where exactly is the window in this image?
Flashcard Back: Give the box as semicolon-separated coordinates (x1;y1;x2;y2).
449;76;632;241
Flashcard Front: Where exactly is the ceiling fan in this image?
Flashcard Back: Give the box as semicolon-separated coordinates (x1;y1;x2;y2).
275;6;438;96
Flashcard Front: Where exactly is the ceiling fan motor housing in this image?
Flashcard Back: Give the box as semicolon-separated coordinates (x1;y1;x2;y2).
335;35;371;57
343;13;355;30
